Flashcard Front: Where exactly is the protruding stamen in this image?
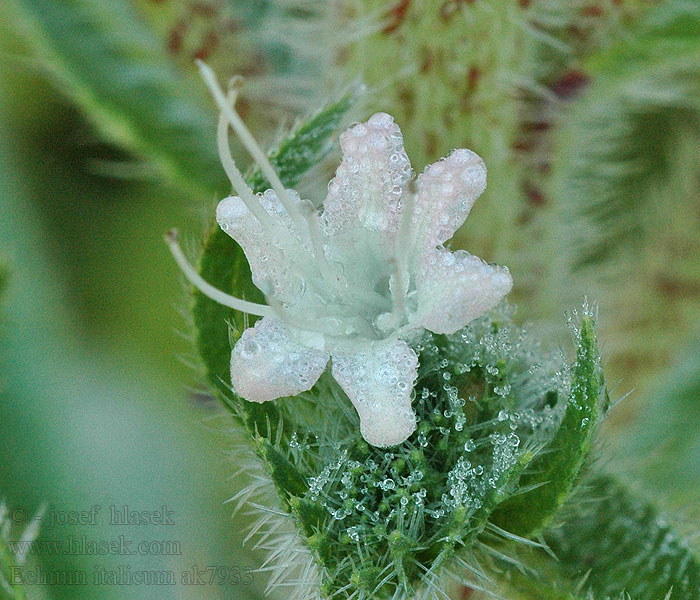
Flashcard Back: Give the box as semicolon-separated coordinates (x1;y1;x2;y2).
166;229;274;318
216;84;317;285
197;60;307;236
216;89;277;231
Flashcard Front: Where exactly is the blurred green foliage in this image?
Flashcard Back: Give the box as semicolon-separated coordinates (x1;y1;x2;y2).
0;262;7;299
547;0;700;397
610;332;700;522
0;95;268;600
0;5;274;599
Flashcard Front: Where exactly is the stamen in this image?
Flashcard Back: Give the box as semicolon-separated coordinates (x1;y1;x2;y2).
216;89;277;231
197;60;308;236
216;84;317;287
166;229;274;318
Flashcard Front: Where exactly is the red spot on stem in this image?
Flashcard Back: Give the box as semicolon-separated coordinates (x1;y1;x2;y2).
167;20;187;54
524;181;547;207
582;5;603;17
421;50;435;72
192;28;219;61
522;121;550;133
382;0;411;34
468;66;480;91
551;69;589;99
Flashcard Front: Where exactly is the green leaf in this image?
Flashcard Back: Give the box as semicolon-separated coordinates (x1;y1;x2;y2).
0;504;41;600
499;475;700;600
0;261;7;300
255;438;308;504
491;314;604;536
192;94;356;399
552;475;700;600
611;333;700;511
6;0;226;198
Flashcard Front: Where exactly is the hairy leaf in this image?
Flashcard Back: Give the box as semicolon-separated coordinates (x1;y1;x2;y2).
491;314;604;536
498;475;700;600
552;475;700;600
611;333;700;511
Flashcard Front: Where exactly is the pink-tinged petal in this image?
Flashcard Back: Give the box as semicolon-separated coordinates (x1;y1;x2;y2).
331;340;418;447
231;317;329;403
217;191;308;304
321;113;412;236
416;249;512;335
413;149;487;253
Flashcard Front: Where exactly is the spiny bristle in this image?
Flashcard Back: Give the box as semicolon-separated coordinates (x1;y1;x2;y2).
210;302;592;599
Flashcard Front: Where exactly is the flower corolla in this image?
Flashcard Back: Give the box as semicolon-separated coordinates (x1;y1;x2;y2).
168;63;512;447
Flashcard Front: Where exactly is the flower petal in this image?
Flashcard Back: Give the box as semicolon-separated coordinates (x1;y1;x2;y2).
413;149;487;253
217;191;310;305
331;340;418;447
415;249;512;335
231;317;329;402
321;113;412;236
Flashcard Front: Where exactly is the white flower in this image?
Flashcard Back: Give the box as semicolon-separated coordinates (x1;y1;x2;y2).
168;63;512;447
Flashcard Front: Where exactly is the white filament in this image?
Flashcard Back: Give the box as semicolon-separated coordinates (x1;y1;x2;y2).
216;90;277;231
265;295;340;337
196;60;308;238
166;230;274;318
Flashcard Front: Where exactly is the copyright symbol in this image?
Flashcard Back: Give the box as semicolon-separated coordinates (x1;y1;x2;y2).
9;507;27;525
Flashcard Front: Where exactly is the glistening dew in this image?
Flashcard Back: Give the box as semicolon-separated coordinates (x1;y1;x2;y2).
167;61;512;447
